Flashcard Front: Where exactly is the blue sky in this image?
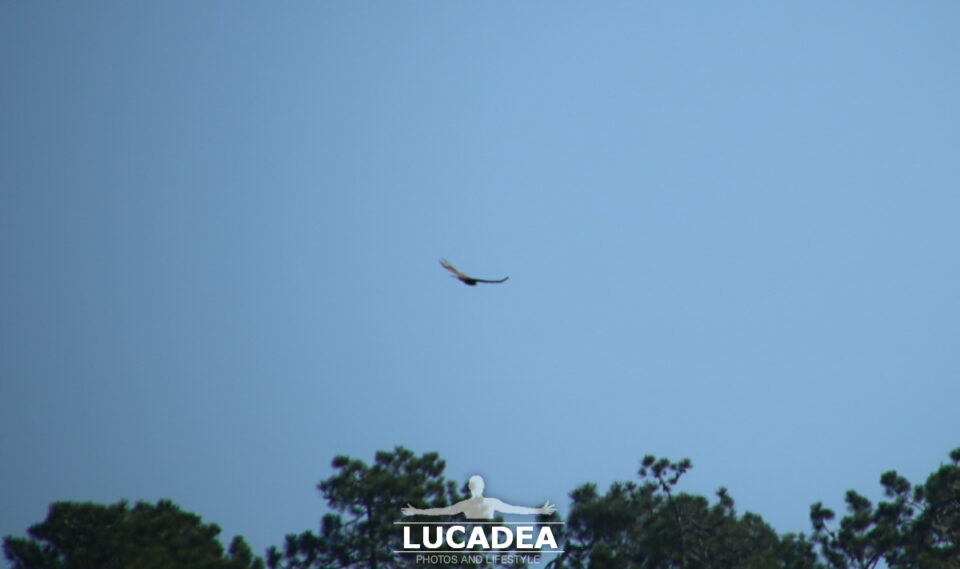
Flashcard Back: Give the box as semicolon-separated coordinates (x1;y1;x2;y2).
2;1;959;558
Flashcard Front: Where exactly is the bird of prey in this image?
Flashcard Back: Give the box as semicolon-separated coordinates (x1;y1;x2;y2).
439;258;509;286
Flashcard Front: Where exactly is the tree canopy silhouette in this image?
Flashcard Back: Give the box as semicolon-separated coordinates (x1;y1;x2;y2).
266;446;465;569
549;455;821;569
5;446;959;569
810;447;960;569
3;499;263;569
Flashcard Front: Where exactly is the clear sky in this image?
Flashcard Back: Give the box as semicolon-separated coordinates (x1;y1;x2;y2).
2;1;959;559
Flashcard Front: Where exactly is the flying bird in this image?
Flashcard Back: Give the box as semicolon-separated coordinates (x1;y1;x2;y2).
439;259;509;286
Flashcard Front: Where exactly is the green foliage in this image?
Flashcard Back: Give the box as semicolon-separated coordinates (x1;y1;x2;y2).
6;446;959;569
810;447;960;569
550;455;822;569
266;446;464;569
2;499;263;569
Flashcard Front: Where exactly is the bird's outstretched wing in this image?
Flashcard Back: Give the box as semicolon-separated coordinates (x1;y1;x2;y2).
439;259;509;285
439;258;469;279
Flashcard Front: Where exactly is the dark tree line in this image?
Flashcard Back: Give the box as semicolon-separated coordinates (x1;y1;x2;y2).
5;446;958;569
808;447;960;569
2;500;262;569
265;447;466;569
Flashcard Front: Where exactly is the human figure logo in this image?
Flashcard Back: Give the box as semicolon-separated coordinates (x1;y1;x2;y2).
402;475;556;519
396;475;563;565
